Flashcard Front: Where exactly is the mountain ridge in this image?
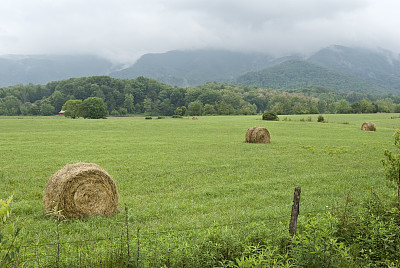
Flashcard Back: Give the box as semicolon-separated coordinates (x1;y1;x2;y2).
236;59;390;95
1;46;400;96
111;49;277;86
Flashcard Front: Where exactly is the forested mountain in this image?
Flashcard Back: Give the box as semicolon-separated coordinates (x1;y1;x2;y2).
110;46;400;94
236;60;390;95
1;46;400;96
308;45;400;91
110;50;276;87
0;55;116;87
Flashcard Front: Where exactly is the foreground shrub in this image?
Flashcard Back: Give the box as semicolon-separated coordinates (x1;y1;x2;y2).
382;128;400;199
290;213;353;267
335;190;400;266
1;195;23;267
228;244;294;268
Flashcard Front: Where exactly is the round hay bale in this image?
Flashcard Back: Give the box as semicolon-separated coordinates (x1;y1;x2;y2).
43;163;119;219
245;126;270;143
361;122;376;131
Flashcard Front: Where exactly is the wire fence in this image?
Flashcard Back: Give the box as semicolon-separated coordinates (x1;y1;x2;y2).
10;210;337;267
5;189;344;267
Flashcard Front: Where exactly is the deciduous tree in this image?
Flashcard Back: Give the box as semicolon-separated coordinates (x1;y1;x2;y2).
62;99;83;119
82;97;107;119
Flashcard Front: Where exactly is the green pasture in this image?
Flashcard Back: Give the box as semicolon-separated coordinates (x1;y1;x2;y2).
0;114;399;246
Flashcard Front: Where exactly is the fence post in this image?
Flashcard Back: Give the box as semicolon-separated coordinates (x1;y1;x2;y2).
289;187;301;236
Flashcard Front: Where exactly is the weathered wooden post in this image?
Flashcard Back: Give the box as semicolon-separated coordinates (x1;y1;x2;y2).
289;187;301;236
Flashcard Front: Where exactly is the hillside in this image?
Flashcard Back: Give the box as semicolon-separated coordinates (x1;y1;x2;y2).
308;45;400;91
0;55;116;87
110;50;276;87
111;46;400;94
235;59;390;95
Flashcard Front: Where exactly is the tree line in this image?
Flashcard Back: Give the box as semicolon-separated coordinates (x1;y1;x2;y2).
0;75;400;117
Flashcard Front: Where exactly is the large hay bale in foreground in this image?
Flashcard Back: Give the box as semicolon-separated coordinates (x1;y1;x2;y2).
361;122;376;131
43;163;119;219
245;126;271;143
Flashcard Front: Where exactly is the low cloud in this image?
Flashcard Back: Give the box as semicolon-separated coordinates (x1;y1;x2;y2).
0;0;399;64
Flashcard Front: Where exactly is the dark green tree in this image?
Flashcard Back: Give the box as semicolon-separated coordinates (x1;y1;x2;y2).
159;98;175;116
239;103;257;115
216;101;235;115
187;100;203;116
203;104;216;115
62;99;83;119
123;93;135;113
174;106;187;116
40;103;55;116
0;96;21;115
49;90;66;112
143;98;152;115
336;100;352;114
81;97;107;119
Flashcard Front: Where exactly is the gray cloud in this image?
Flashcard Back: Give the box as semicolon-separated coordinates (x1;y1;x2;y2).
0;0;399;64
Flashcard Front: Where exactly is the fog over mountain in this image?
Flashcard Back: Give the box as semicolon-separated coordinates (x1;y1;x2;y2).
1;0;400;64
2;0;400;92
0;54;116;87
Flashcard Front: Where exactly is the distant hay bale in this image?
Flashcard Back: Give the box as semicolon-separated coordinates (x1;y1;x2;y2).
43;163;119;219
361;122;376;131
245;126;271;143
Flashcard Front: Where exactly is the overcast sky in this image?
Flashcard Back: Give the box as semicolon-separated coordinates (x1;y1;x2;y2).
0;0;399;64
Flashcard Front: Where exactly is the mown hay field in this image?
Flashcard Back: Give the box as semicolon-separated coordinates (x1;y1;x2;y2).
0;114;398;246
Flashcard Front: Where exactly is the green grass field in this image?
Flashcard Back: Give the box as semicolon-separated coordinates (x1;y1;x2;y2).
1;114;399;256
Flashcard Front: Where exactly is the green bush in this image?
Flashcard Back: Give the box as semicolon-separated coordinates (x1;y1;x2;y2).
145;116;152;120
172;115;183;118
262;112;279;121
1;195;23;267
318;115;325;122
290;213;353;267
335;190;400;266
382;128;400;199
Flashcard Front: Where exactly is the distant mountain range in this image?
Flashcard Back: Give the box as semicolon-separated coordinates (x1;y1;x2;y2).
1;45;400;95
110;50;278;86
0;54;116;87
